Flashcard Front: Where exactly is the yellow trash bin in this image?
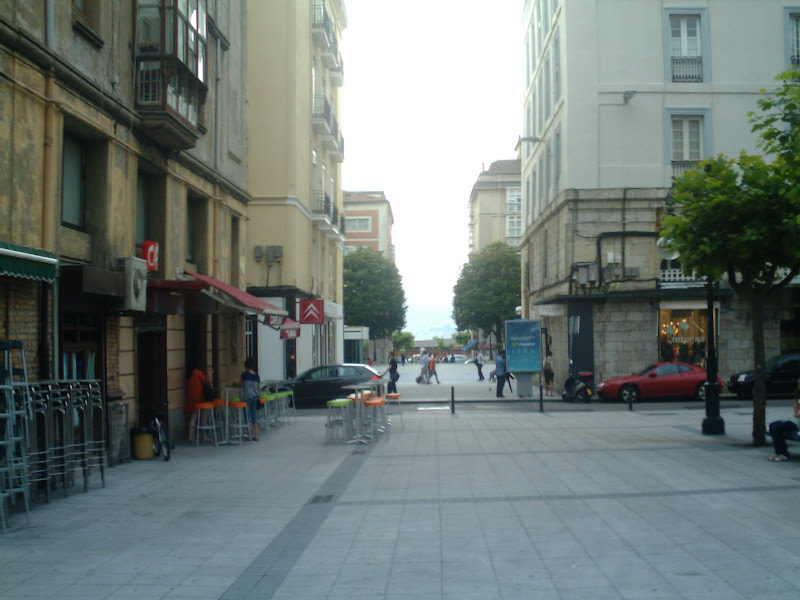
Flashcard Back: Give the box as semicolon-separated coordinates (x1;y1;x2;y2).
133;430;154;460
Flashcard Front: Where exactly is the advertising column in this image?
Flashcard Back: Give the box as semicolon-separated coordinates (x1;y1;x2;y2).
505;319;542;398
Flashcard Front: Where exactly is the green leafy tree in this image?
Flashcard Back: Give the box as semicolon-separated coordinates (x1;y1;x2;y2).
452;242;521;348
344;247;407;341
453;330;472;347
662;72;800;445
392;331;415;356
433;336;449;353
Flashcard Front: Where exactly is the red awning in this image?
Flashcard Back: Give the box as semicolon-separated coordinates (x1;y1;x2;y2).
183;270;287;317
279;318;301;339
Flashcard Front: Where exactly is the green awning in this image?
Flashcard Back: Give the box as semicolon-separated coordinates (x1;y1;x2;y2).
0;242;58;282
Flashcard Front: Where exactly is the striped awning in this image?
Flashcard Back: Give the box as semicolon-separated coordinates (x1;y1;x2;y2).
0;242;58;282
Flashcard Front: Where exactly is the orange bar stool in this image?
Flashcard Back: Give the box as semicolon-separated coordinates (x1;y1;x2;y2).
386;393;403;427
228;397;250;444
364;397;387;439
194;401;218;446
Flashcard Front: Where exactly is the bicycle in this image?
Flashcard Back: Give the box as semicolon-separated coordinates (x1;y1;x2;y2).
151;414;171;461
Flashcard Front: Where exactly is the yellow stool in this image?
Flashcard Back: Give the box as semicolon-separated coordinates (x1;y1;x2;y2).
325;398;352;441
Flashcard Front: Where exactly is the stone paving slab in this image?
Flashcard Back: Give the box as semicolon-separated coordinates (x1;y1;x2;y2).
2;400;800;599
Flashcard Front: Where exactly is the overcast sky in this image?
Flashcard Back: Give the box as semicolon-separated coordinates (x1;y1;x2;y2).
341;1;524;341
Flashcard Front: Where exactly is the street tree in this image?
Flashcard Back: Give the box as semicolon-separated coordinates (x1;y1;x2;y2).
662;74;800;444
392;331;415;356
433;336;449;353
344;247;407;345
452;242;521;349
453;330;472;347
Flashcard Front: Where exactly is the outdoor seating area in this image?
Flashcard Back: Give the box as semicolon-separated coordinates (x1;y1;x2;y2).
324;378;395;444
189;386;298;448
1;340;105;533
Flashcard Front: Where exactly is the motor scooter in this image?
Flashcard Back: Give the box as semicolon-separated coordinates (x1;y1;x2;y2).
562;361;594;403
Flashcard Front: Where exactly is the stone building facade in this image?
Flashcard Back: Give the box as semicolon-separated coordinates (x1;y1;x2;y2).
0;0;276;439
519;0;797;390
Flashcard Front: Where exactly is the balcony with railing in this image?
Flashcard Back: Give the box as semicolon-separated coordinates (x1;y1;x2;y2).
672;160;701;180
321;30;340;69
329;60;344;87
330;135;344;163
671;56;703;82
134;0;209;150
312;3;333;51
312;95;332;136
660;268;705;289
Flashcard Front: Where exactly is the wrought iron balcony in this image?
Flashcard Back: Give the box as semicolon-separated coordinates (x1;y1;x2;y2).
321;30;340;69
312;95;332;136
330;60;344;87
330;135;344;163
672;160;701;180
671;56;703;82
312;3;333;51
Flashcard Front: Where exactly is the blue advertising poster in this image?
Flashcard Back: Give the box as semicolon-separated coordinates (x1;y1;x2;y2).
505;319;542;372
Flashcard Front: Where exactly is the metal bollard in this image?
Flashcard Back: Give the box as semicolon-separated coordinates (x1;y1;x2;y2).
450;386;455;414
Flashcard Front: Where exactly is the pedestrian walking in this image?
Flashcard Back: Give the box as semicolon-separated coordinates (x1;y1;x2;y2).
543;350;555;395
495;350;507;398
475;352;485;381
239;357;260;441
429;354;441;384
382;352;400;395
422;351;432;384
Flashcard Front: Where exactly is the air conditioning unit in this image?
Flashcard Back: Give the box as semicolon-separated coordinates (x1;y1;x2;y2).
118;257;147;311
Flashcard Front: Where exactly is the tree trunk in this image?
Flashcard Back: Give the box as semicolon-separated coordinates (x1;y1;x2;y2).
750;294;767;446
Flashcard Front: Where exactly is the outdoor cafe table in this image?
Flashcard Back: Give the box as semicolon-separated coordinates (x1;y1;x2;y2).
342;379;388;444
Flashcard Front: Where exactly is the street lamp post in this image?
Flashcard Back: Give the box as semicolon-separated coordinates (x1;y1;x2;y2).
702;276;725;435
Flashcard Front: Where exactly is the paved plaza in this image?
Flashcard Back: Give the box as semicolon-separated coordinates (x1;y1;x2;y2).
2;363;800;599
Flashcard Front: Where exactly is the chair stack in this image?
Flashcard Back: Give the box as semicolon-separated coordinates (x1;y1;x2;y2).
0;340;32;531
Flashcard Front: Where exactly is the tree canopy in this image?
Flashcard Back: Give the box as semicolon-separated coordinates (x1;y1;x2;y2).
344;247;407;340
453;330;472;347
452;242;521;348
661;71;800;445
392;331;415;355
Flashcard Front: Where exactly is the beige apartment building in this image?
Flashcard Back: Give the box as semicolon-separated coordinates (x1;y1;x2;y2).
468;159;522;256
246;0;347;380
0;0;271;444
343;191;395;262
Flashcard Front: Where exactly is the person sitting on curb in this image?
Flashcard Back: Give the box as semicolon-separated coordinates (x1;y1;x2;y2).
768;377;800;461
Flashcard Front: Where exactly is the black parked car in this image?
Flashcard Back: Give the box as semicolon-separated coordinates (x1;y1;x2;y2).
279;363;381;408
728;353;800;399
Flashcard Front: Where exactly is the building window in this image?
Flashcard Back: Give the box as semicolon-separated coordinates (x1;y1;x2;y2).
506;187;522;240
784;9;800;69
538;156;545;211
186;195;207;264
544;53;551;121
134;0;207;129
346;217;371;232
553;31;561;102
61;312;101;379
525;177;532;227
72;0;103;48
531;170;537;219
670;115;704;179
554;128;562;194
62;133;87;230
664;10;709;83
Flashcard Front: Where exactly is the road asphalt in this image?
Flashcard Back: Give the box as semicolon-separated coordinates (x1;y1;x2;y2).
2;362;799;599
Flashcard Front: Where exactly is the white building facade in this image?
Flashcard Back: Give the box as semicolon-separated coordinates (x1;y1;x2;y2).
520;0;800;388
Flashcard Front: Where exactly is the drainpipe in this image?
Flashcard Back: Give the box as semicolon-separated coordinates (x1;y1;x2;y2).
46;0;55;49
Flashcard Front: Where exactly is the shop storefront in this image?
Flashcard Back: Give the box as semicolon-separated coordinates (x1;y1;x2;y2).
659;301;719;366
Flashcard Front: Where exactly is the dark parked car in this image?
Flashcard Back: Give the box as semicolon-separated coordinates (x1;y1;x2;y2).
596;362;724;403
279;363;380;408
728;353;800;399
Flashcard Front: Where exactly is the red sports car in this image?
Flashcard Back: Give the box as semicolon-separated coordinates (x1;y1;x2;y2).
596;362;725;403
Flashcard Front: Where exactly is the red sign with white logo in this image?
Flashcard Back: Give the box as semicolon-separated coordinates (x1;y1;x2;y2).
143;241;159;271
299;299;325;324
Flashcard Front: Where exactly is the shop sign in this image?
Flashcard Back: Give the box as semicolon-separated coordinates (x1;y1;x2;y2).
300;299;325;324
143;241;159;271
538;304;565;317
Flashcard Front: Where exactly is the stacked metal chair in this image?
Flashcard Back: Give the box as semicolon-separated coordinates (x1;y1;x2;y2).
0;340;32;530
